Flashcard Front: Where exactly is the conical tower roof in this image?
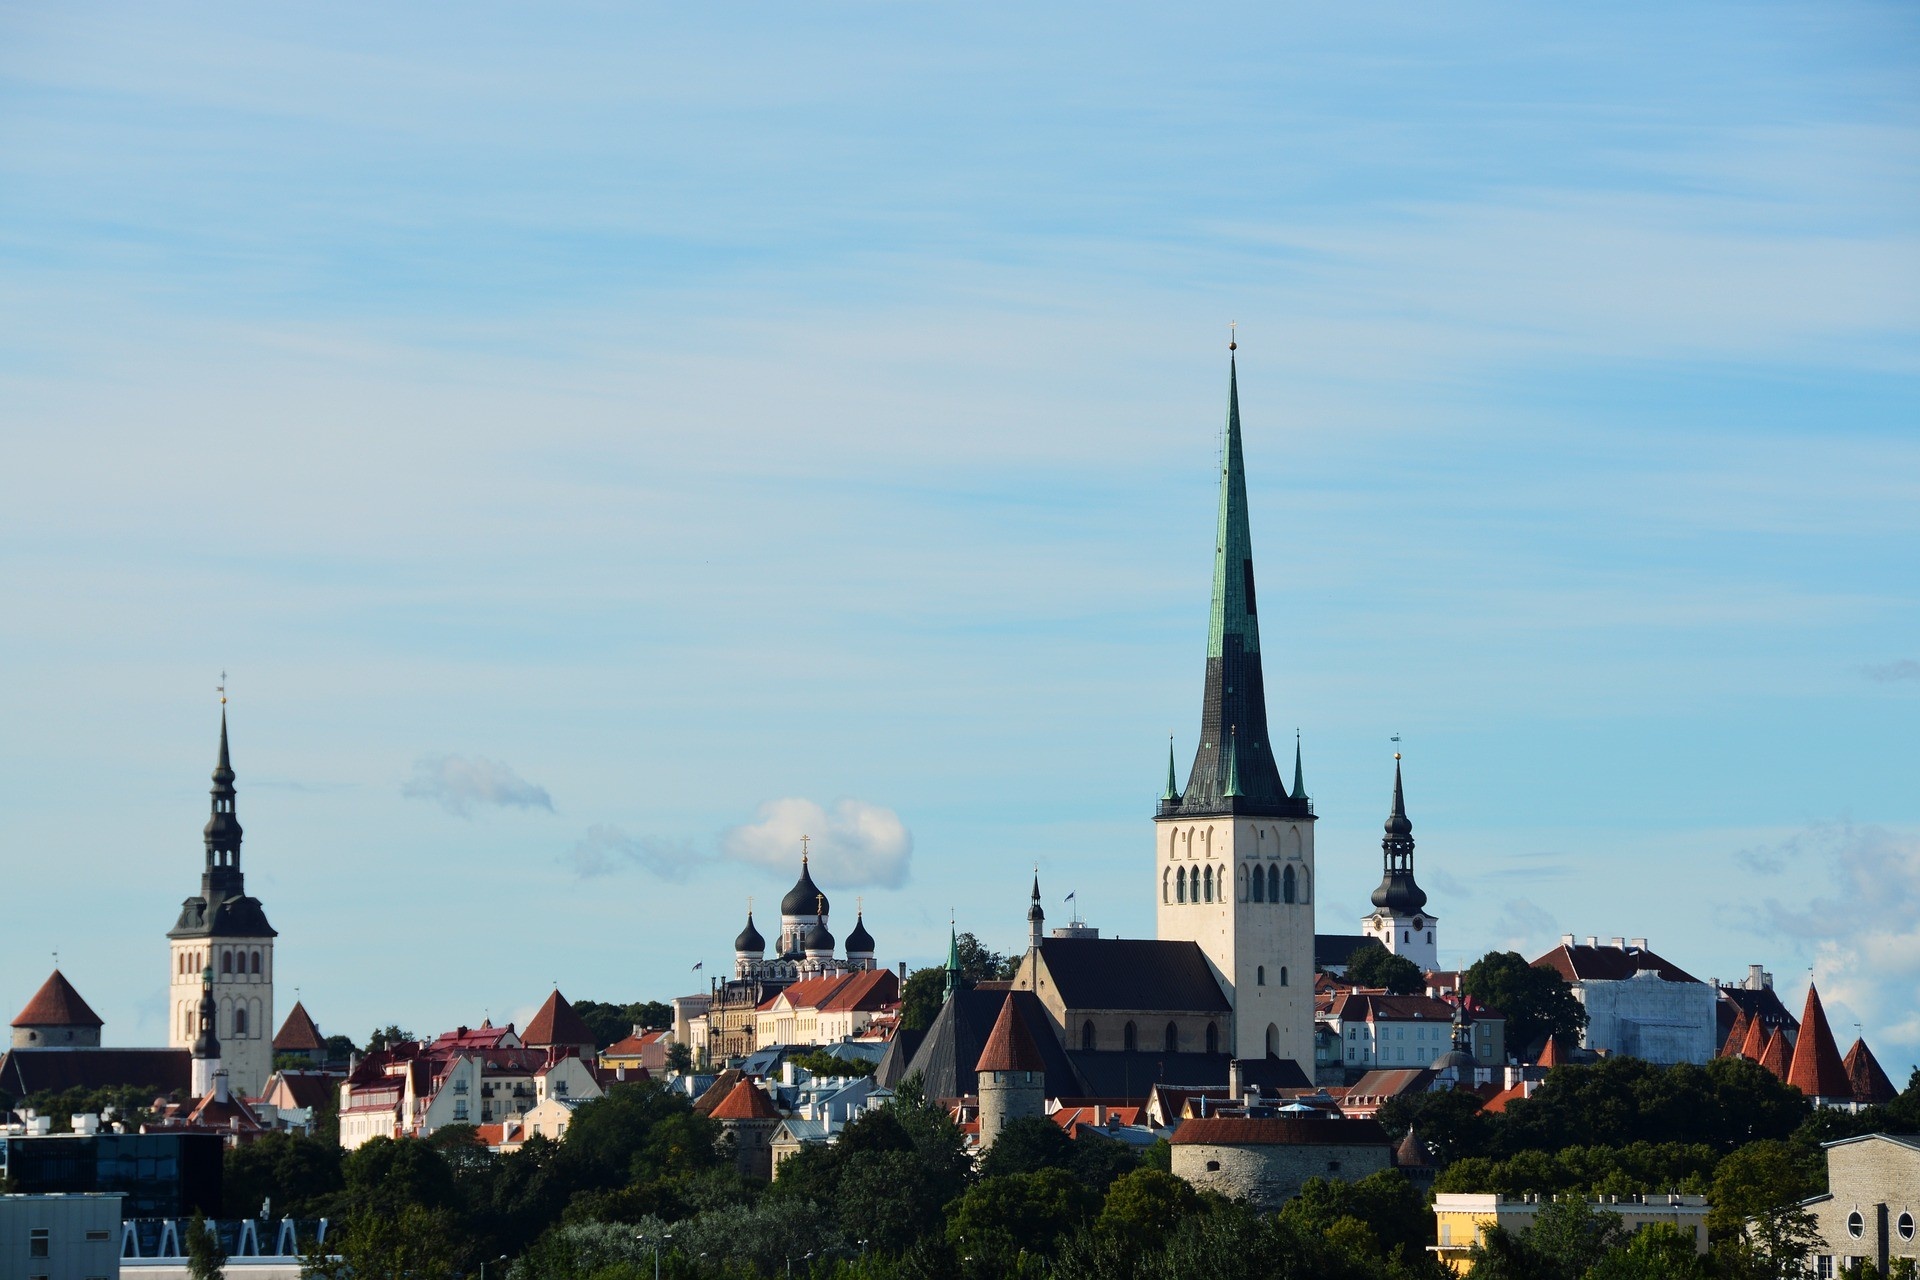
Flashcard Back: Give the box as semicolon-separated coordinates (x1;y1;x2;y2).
523;989;596;1050
1719;1009;1750;1059
1758;1027;1791;1080
1786;984;1853;1101
1737;1011;1769;1061
1843;1037;1897;1106
273;1001;324;1052
976;994;1045;1073
710;1077;781;1121
11;970;103;1029
1535;1035;1565;1068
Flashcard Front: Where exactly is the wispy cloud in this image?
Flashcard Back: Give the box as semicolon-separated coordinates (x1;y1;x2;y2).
563;825;698;881
721;798;913;890
1757;822;1920;1048
1492;898;1559;955
1861;659;1920;683
402;754;554;817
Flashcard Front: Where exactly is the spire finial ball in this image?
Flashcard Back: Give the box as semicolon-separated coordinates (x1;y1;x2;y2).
1395;752;1402;760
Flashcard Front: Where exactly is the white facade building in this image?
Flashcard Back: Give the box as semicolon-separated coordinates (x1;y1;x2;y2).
0;1193;123;1280
1533;936;1716;1065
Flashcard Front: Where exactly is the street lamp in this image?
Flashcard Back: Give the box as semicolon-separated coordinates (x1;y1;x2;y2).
634;1233;672;1280
478;1255;507;1280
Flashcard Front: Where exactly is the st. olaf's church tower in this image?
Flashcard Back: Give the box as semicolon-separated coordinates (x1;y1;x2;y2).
1155;350;1318;1068
167;705;277;1098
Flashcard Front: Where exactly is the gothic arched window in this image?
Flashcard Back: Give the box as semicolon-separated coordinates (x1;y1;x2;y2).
1082;1020;1096;1051
1251;863;1265;902
1283;865;1297;904
1162;868;1170;904
1206;1022;1219;1054
1257;966;1265;986
1266;1024;1279;1058
1176;868;1187;903
1281;966;1289;987
1165;1022;1179;1054
235;1006;248;1036
1267;864;1280;902
251;951;261;975
1203;866;1214;902
1124;1021;1138;1052
221;951;232;974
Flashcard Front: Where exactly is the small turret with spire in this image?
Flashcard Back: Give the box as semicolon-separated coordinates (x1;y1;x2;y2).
1027;872;1045;951
1361;752;1437;969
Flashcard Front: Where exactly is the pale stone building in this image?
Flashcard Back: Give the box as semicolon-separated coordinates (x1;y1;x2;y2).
1531;936;1714;1064
1169;1114;1393;1208
1798;1133;1920;1274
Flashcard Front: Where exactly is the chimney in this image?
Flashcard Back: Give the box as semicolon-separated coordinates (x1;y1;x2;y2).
214;1068;230;1105
1585;936;1598;948
1560;933;1575;946
1610;937;1626;949
1629;938;1647;950
1227;1058;1244;1102
898;961;907;985
1747;965;1767;990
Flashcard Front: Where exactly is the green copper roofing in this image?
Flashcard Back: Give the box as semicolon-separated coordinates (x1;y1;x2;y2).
1206;356;1261;663
1291;734;1306;801
943;922;961;1000
1222;727;1242;798
1161;737;1180;803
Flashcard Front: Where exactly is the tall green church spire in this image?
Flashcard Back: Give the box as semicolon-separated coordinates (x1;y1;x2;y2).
1161;736;1180;804
1163;347;1306;819
943;921;961;1000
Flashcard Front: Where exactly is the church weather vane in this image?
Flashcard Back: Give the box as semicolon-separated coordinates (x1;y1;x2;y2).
218;671;228;706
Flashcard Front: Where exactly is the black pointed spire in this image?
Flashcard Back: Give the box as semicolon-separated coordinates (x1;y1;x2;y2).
202;707;245;899
1369;754;1427;914
1164;351;1308;819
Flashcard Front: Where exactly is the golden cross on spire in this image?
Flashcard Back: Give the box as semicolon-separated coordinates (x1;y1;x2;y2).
800;833;810;862
217;670;227;706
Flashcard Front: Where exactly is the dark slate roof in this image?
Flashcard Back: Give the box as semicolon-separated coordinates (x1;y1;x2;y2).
875;1027;927;1089
1035;938;1230;1012
1236;1057;1314;1092
12;971;104;1029
1717;986;1799;1042
1533;942;1701;985
0;1048;191;1100
168;893;277;940
1315;935;1381;969
897;989;1083;1102
780;860;828;917
1069;1051;1225;1097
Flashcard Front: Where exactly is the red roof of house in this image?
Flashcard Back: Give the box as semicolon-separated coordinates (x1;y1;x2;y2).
1786;984;1853;1101
692;1069;744;1116
1532;942;1701;986
273;1002;325;1052
603;1029;667;1057
709;1078;781;1121
1719;1009;1750;1059
1843;1038;1897;1106
523;990;596;1049
264;1071;338;1110
977;994;1046;1073
1326;991;1474;1023
1758;1027;1791;1080
1481;1081;1530;1114
12;971;103;1029
774;969;900;1014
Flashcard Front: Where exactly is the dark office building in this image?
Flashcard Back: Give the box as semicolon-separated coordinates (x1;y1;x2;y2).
0;1132;222;1217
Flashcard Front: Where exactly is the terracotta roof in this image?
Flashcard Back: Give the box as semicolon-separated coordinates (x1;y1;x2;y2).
1481;1081;1530;1114
603;1029;667;1056
523;990;596;1049
710;1078;781;1121
1170;1115;1391;1147
263;1071;337;1109
1786;984;1853;1101
12;971;104;1028
692;1069;744;1116
1738;1013;1769;1062
1758;1028;1791;1080
186;1090;264;1131
1719;1009;1750;1059
1843;1038;1897;1107
1532;942;1701;985
774;969;901;1014
977;994;1046;1073
1327;991;1485;1024
273;1002;325;1052
1536;1036;1565;1068
1346;1068;1435;1099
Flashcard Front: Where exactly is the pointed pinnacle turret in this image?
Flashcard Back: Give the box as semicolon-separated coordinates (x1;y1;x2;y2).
943;920;963;1001
1161;736;1180;804
1386;754;1411;837
1370;752;1427;914
1291;732;1306;802
203;704;244;896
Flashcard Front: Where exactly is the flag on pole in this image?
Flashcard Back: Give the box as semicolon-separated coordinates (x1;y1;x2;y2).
1065;891;1076;902
692;961;703;971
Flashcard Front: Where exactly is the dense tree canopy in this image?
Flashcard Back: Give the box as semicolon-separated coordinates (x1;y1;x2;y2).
1461;951;1588;1056
1343;944;1426;995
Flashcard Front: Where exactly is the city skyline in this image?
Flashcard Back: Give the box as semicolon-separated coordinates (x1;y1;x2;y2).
1;3;1915;1078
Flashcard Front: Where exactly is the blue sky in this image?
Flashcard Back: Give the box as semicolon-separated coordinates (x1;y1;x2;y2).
2;3;1916;1076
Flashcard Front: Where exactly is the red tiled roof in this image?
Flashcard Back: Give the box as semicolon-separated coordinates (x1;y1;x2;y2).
1481;1081;1529;1114
774;969;900;1015
1719;1009;1750;1059
1738;1014;1769;1062
1758;1028;1791;1081
692;1069;744;1116
1536;1036;1565;1068
523;990;596;1049
273;1002;325;1052
603;1029;667;1056
1170;1115;1391;1147
1843;1038;1897;1107
1347;1068;1435;1099
1531;943;1701;986
710;1078;781;1120
12;971;103;1029
976;994;1046;1073
1786;984;1853;1101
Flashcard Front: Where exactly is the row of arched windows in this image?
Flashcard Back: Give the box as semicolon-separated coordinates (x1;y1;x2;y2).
1169;826;1303;859
174;948;267;977
1163;863;1310;905
1080;1019;1220;1055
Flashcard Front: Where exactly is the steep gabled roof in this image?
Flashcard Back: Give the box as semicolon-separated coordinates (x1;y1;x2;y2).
1536;1036;1565;1069
977;995;1046;1073
1532;943;1701;985
12;971;104;1029
1843;1038;1897;1107
898;988;1083;1101
692;1069;744;1116
1786;984;1853;1101
523;990;595;1050
1738;1013;1770;1062
710;1078;781;1121
273;1002;325;1052
1034;938;1230;1012
0;1047;189;1097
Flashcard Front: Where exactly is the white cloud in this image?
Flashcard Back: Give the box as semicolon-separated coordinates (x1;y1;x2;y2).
1759;823;1920;1050
720;797;913;890
1492;898;1559;956
401;754;554;817
562;825;697;882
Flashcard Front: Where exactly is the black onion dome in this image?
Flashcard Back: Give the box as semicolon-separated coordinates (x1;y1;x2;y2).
781;859;828;917
845;912;874;954
803;920;834;953
734;912;765;953
1370;873;1428;913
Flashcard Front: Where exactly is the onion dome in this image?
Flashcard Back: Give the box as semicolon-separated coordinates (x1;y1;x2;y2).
781;855;828;918
734;911;765;954
1370;755;1428;913
844;911;874;956
803;919;834;955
